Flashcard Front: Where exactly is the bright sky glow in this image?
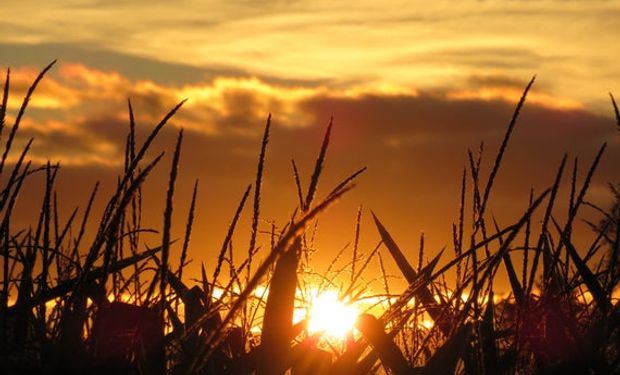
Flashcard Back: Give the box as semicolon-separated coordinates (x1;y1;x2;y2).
1;0;619;294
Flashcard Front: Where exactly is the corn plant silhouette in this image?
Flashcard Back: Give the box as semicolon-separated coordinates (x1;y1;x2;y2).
0;62;619;375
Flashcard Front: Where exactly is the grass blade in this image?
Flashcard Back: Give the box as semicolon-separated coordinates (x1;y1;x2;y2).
304;117;333;211
371;211;452;336
0;61;56;176
478;76;535;222
564;239;612;314
160;129;183;314
355;313;411;375
248;114;271;276
177;179;198;281
0;68;9;140
258;238;301;375
610;93;620;131
212;184;252;298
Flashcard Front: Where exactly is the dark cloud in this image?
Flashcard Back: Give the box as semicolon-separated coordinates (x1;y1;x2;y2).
79;115;129;144
467;74;535;89
394;47;546;70
0;42;329;87
0;42;206;86
296;93;619;268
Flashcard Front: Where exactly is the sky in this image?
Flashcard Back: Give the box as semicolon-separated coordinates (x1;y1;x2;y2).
1;0;620;291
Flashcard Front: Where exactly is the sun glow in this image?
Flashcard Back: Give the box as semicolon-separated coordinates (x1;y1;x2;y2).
307;291;359;339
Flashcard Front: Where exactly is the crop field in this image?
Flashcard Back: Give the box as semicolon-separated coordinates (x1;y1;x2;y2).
0;62;619;374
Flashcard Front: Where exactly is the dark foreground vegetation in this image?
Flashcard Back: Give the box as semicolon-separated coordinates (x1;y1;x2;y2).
0;62;619;374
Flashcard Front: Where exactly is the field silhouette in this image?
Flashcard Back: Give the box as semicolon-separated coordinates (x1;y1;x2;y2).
0;61;619;374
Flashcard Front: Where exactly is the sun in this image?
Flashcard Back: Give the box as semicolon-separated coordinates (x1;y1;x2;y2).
307;291;359;339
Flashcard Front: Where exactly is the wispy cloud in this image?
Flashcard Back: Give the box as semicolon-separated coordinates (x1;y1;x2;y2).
2;1;619;111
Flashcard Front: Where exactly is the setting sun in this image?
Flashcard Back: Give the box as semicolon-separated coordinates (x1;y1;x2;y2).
307;291;359;339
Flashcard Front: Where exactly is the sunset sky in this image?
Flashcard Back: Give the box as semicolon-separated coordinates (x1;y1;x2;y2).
1;1;619;289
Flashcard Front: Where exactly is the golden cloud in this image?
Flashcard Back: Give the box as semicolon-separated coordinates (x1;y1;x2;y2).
2;62;609;169
4;66;81;109
445;87;584;111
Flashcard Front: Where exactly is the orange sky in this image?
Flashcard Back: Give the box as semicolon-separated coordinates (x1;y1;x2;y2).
1;1;619;292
